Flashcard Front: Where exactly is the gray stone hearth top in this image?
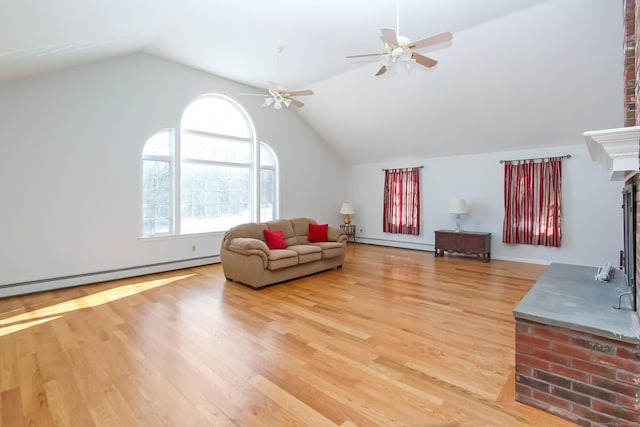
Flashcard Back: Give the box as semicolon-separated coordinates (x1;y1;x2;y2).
513;263;640;344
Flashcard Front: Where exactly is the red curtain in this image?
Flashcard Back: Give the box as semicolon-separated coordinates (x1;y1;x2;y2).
383;168;420;235
503;157;562;247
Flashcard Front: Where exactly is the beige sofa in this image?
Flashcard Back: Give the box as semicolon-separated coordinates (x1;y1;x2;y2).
220;217;347;289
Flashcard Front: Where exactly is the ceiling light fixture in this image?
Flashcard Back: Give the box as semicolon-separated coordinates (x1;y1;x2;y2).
241;47;314;109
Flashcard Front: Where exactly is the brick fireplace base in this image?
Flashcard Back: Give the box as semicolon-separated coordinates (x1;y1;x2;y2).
515;318;640;427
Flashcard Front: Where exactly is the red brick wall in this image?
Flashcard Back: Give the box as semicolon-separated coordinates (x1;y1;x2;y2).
635;0;640;320
625;0;636;126
625;0;640;320
515;319;640;427
636;0;640;126
636;177;640;315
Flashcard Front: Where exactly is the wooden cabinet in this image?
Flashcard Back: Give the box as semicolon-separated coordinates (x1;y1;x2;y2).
434;230;491;262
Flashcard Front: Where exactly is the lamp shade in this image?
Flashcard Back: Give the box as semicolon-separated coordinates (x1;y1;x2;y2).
340;202;355;215
449;199;468;215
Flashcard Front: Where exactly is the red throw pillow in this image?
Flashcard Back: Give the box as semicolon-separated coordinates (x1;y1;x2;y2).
308;223;329;242
263;229;287;249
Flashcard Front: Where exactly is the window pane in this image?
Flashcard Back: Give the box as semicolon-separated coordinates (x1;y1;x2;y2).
260;169;274;222
260;143;275;166
182;133;251;163
180;163;250;233
143;131;172;156
143;160;172;235
181;97;250;138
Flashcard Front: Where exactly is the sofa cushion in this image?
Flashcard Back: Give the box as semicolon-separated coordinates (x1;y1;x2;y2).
308;223;329;242
310;241;345;259
267;249;299;270
288;244;321;255
263;229;287;249
267;219;297;247
287;244;322;264
290;217;316;236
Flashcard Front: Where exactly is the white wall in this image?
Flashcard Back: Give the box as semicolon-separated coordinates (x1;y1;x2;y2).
0;51;626;294
0;53;346;292
347;143;624;267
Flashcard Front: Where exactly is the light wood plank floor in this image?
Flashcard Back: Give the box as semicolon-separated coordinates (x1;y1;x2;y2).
0;244;579;427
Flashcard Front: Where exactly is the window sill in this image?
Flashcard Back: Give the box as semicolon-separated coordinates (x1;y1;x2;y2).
139;231;225;242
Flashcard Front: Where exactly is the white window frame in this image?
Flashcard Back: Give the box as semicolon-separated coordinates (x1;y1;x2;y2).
142;129;175;237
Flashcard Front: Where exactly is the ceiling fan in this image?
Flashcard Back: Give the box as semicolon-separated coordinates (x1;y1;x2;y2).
243;47;313;109
346;1;452;76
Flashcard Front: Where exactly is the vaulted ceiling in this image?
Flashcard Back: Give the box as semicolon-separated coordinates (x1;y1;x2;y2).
0;0;623;163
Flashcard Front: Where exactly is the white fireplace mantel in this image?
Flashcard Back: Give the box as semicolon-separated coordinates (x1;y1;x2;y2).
584;126;640;181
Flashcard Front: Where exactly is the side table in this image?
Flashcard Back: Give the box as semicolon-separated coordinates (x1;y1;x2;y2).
340;224;357;243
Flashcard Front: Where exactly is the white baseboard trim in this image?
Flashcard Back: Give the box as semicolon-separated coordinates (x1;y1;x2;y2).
355;238;550;265
356;237;434;252
490;255;550;265
0;255;220;298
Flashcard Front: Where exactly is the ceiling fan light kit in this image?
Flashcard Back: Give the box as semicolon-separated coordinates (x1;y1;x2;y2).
242;47;313;110
265;91;292;110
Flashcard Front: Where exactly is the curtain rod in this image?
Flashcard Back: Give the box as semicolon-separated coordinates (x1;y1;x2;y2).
381;165;424;171
499;154;571;164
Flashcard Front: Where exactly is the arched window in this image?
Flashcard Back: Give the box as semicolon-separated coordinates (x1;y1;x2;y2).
141;95;277;237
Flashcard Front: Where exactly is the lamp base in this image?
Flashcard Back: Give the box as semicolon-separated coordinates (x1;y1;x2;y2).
343;214;351;225
454;214;462;232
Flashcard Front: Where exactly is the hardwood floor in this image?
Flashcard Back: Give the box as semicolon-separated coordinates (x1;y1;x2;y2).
0;244;579;427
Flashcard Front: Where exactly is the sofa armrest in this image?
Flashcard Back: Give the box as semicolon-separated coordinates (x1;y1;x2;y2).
228;237;269;253
327;226;347;243
226;238;270;268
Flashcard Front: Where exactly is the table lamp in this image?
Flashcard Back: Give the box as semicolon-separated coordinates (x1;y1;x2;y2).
449;199;468;232
340;202;355;225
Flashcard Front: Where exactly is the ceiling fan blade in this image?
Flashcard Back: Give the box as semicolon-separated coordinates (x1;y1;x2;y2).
380;28;399;46
412;52;438;68
375;65;387;76
286;90;313;97
346;52;385;58
410;31;453;50
289;98;304;108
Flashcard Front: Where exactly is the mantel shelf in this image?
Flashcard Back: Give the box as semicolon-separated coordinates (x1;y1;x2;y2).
583;126;640;181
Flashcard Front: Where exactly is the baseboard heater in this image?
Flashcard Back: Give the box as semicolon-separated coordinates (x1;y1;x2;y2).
356;237;434;252
0;255;220;298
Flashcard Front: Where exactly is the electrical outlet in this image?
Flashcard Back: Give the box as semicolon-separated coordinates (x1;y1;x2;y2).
192;245;196;252
359;227;363;234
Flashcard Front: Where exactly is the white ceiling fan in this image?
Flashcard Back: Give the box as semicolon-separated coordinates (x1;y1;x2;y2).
346;0;453;76
243;47;313;109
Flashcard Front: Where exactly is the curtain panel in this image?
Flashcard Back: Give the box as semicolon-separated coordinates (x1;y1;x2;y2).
503;157;562;247
383;168;421;235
